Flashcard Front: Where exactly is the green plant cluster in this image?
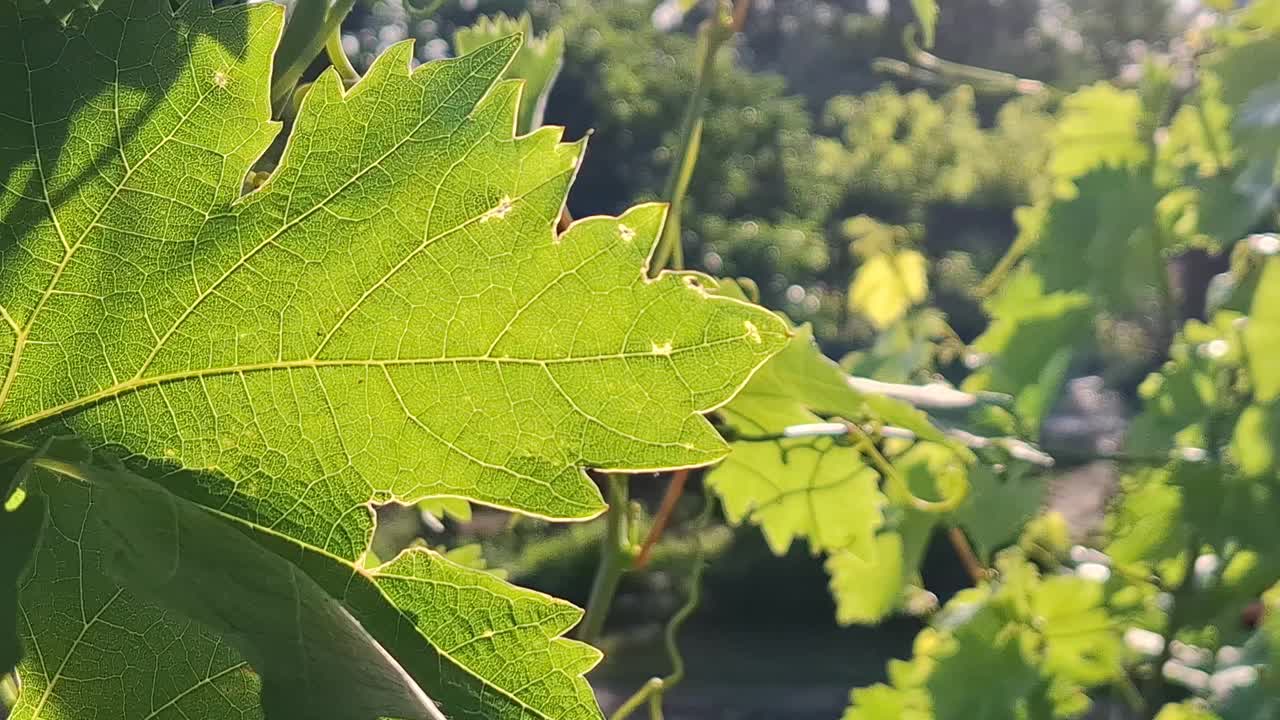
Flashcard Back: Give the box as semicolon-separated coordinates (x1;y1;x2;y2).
6;2;1280;720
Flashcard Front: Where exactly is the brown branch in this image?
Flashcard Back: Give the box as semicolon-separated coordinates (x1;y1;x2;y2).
947;526;988;585
633;469;689;569
731;0;751;32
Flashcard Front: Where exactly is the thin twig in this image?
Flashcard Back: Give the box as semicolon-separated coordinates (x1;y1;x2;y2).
726;419;1203;470
650;1;735;273
633;469;689;570
947;526;987;584
611;487;716;720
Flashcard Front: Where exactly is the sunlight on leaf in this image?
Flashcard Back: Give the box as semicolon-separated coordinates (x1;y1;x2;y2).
0;1;787;717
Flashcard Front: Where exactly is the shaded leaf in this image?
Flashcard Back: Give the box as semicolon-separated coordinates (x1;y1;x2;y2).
0;490;42;678
30;457;445;720
963;268;1092;430
952;464;1043;562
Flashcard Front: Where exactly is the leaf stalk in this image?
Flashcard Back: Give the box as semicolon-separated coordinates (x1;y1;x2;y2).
578;475;633;643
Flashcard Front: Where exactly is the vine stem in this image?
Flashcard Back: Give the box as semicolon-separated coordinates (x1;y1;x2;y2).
876;25;1060;99
649;0;738;273
578;475;632;644
586;0;749;647
610;488;715;720
325;30;361;85
271;0;360;108
946;526;987;584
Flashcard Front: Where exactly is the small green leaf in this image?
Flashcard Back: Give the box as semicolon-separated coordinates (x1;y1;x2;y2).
456;13;565;134
1245;258;1280;402
1051;84;1150;180
826;532;905;625
849;251;928;330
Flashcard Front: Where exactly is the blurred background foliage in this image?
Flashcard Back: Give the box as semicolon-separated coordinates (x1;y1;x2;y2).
342;0;1190;370
326;1;1250;717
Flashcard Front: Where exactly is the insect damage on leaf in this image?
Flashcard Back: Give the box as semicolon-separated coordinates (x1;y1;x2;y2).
0;0;788;718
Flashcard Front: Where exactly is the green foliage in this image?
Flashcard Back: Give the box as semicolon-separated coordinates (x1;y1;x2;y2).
844;553;1122;720
0;2;789;717
24;441;447;720
7;3;1280;720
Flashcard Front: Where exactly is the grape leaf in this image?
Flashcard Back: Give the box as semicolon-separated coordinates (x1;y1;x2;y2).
1245;258;1280;402
1030;169;1163;313
826;442;962;625
708;320;886;557
825;532;905;625
0;1;787;717
952;464;1043;562
21;453;445;720
1050;84;1149;181
455;13;564;135
849;250;928;331
1127;315;1239;456
711;426;884;557
844;553;1122;720
963;268;1092;428
706;293;959;559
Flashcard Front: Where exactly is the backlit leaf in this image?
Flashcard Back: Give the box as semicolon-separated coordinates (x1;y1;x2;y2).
455;13;564;134
0;1;787;717
849;251;928;330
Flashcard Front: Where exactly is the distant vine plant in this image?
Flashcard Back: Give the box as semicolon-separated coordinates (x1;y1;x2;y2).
4;1;1280;720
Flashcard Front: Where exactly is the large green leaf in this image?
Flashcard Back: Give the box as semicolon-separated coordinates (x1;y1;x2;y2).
0;1;787;717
